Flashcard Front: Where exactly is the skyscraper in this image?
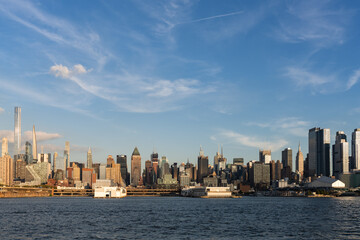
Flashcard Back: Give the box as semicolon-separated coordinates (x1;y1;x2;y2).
151;151;159;182
2;137;8;157
282;148;292;171
197;146;208;183
131;147;141;186
63;142;70;178
296;143;304;176
87;147;93;168
259;150;271;164
14;107;21;155
333;131;349;178
25;141;33;164
64;141;70;164
352;128;360;170
53;152;58;174
308;127;331;177
32;125;37;161
117;154;128;185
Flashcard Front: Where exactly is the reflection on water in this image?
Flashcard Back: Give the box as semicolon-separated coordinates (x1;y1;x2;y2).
0;197;359;239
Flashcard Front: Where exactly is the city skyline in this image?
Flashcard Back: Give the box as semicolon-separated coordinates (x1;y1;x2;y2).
1;105;360;173
1;1;360;164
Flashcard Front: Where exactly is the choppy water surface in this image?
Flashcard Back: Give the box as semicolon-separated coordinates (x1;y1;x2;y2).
0;196;359;239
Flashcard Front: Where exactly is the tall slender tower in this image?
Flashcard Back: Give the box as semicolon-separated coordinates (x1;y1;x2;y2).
296;142;304;177
64;141;70;168
352;129;360;170
14;107;21;155
87;147;93;168
32;125;37;161
2;137;8;157
53;152;58;173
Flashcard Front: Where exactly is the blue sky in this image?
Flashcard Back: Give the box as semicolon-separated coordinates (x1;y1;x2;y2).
1;0;360;168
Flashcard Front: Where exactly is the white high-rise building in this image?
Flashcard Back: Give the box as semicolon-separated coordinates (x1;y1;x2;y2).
87;147;92;168
2;137;8;157
32;125;37;160
14;107;21;155
333;131;349;178
352;129;360;170
53;152;58;173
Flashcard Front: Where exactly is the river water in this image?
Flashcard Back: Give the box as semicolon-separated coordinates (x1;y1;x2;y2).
0;196;359;239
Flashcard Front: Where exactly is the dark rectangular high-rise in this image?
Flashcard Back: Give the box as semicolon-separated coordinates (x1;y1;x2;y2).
281;148;292;171
197;156;208;183
308;127;331;177
117;154;129;185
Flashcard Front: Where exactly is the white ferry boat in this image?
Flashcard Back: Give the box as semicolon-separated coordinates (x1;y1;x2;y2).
181;186;232;198
94;187;127;198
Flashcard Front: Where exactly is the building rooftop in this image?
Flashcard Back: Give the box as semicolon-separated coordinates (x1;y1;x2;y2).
132;147;140;156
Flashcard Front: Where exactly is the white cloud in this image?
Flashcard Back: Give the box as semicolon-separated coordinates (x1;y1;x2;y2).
0;129;61;144
276;1;351;46
219;130;288;152
23;131;62;142
285;67;360;93
248;117;310;137
0;130;14;142
346;69;360;90
284;67;331;87
0;0;110;67
0;107;4;114
50;64;90;79
49;64;215;113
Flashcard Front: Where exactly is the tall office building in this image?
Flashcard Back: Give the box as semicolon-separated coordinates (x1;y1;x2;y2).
259;150;271;164
275;160;282;180
53;152;58;174
197;146;208;183
64;141;70;164
0;155;13;186
352;129;360;170
218;146;227;172
117;154;128;185
145;160;152;185
282;148;292;170
14;107;21;155
131;147;141;186
2;137;8;157
308;127;331;177
151;151;159;181
87;147;93;168
25;141;33;164
214;145;221;174
296;143;304;176
333;131;349;178
32;125;37;161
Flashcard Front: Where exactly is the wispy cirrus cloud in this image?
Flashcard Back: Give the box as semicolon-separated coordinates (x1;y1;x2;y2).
285;67;360;93
0;0;110;67
248;117;311;137
284;67;333;87
275;1;351;47
346;69;360;90
216;129;288;152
